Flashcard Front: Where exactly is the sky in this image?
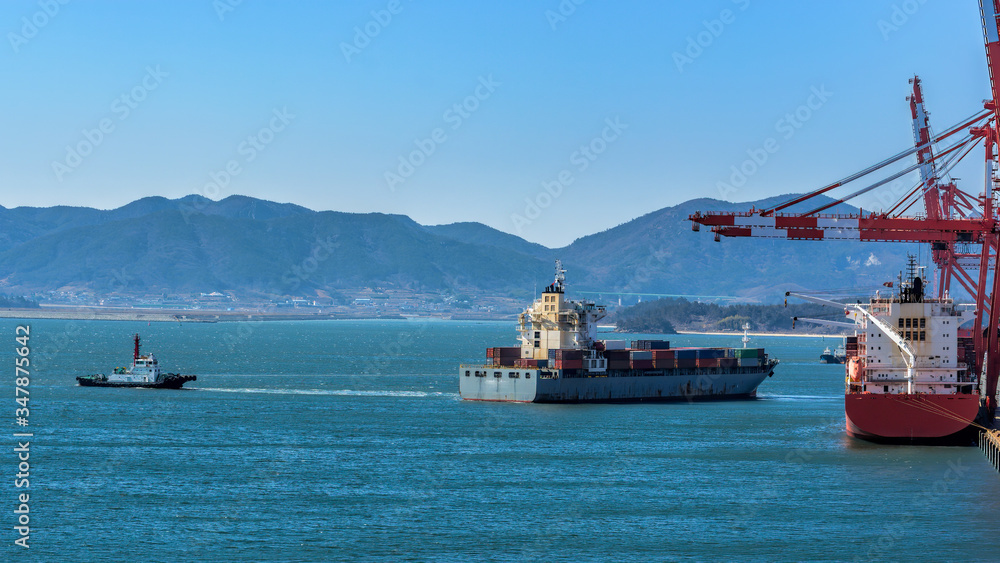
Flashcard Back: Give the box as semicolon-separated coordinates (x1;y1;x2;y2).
0;0;992;246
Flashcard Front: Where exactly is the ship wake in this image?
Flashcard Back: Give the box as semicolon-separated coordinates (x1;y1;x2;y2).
196;387;459;399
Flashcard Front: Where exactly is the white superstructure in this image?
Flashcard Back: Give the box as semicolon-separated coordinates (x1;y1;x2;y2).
517;260;607;371
850;282;975;396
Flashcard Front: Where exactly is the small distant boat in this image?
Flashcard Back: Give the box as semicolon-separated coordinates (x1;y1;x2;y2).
77;334;196;389
820;343;846;364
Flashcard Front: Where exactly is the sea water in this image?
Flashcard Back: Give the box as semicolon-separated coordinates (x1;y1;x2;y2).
2;318;999;562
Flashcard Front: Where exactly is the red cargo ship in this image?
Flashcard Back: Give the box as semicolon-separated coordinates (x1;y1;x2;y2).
796;259;980;444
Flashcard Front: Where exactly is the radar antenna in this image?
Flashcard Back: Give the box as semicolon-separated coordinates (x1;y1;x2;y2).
554;260;566;288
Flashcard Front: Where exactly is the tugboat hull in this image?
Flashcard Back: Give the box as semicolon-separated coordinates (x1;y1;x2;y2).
76;374;196;389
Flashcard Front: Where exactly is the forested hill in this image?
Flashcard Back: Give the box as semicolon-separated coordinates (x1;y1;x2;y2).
0;194;914;300
612;297;842;334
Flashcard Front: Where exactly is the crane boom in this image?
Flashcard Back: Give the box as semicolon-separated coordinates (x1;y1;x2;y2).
909;76;943;221
982;0;1000;122
792;317;857;329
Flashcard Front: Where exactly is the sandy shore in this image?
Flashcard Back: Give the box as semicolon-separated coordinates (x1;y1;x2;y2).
0;309;200;322
674;330;831;338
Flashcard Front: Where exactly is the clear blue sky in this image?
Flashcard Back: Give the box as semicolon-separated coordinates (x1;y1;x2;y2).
0;0;990;246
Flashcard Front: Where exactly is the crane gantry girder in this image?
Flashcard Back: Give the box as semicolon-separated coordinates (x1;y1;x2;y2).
690;212;993;243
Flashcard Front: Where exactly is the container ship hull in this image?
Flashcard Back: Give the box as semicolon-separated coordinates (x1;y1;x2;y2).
461;364;773;403
844;393;980;445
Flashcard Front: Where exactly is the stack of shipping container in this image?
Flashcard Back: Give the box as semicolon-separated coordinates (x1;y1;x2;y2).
487;347;520;367
956;329;975;373
845;336;859;358
550;348;583;370
484;342;763;372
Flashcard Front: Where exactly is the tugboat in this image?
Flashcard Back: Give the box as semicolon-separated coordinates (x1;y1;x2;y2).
820;341;847;364
77;334;196;389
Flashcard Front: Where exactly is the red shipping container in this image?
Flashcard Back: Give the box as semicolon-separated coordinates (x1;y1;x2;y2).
651;350;674;360
487;347;519;358
696;358;719;368
608;360;630;370
630;359;654;370
677;359;697;369
555;349;583;360
652;358;675;369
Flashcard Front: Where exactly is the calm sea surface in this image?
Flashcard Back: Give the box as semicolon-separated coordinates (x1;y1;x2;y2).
3;318;1000;562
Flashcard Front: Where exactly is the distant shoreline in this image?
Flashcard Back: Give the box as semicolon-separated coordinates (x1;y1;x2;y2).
603;326;839;338
674;330;831;338
0;307;508;323
0;309;842;335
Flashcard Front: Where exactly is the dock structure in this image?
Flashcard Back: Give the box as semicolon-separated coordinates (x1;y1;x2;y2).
981;430;1000;473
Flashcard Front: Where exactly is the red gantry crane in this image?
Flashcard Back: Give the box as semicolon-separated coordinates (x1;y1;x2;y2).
690;1;1000;417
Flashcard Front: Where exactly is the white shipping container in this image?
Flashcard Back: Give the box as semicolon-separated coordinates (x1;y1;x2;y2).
602;340;627;350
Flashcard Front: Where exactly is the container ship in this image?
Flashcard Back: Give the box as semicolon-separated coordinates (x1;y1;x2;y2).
793;259;980;444
459;262;777;403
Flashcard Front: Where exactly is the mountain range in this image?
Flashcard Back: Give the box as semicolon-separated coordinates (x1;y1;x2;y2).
0;194;918;302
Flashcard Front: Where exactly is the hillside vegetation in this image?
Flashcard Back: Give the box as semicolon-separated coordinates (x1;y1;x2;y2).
612;297;841;334
0;194;914;299
0;294;39;308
